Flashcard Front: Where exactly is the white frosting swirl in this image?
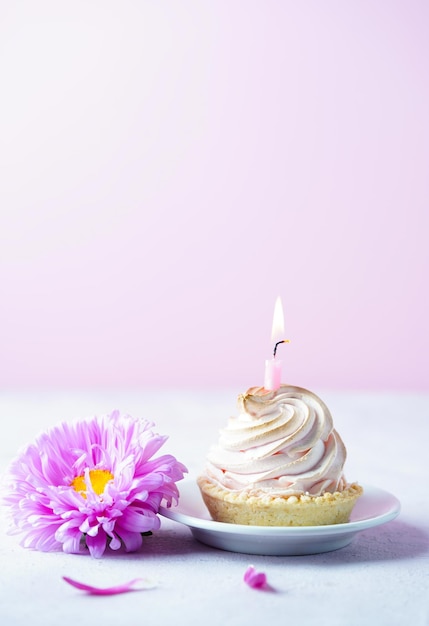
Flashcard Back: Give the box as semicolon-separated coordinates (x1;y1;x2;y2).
203;385;348;497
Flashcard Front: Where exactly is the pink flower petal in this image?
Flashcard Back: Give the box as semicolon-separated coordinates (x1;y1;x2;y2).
62;576;155;595
243;565;267;589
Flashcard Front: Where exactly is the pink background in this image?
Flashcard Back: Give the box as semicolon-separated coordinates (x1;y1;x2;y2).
0;1;428;392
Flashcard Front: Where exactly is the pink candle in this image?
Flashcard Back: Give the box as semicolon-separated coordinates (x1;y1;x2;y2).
264;356;282;390
264;297;289;391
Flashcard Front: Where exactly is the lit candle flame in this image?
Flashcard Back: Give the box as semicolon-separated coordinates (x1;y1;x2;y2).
265;297;289;389
271;296;285;343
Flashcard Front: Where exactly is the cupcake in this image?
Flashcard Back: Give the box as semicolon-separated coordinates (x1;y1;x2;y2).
197;385;362;526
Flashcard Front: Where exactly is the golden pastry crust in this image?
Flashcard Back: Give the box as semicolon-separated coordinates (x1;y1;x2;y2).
197;477;363;526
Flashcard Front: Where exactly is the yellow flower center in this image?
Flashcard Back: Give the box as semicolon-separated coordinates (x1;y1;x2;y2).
71;469;114;498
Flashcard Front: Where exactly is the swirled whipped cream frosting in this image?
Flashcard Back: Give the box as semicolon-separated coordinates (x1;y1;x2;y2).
203;385;348;497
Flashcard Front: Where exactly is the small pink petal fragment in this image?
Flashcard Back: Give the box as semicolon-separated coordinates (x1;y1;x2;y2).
62;576;155;595
244;565;267;589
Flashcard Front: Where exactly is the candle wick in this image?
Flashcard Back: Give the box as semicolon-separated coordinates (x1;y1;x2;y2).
273;339;290;358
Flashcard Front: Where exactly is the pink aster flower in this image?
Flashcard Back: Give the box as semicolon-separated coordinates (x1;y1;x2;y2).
3;410;187;558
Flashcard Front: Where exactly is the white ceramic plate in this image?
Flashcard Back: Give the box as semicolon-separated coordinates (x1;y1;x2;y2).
159;480;400;556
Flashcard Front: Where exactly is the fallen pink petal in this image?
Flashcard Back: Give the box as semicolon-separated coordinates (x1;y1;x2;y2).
62;576;156;595
243;565;267;589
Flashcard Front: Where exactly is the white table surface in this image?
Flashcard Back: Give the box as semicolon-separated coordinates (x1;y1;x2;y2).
0;388;428;626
